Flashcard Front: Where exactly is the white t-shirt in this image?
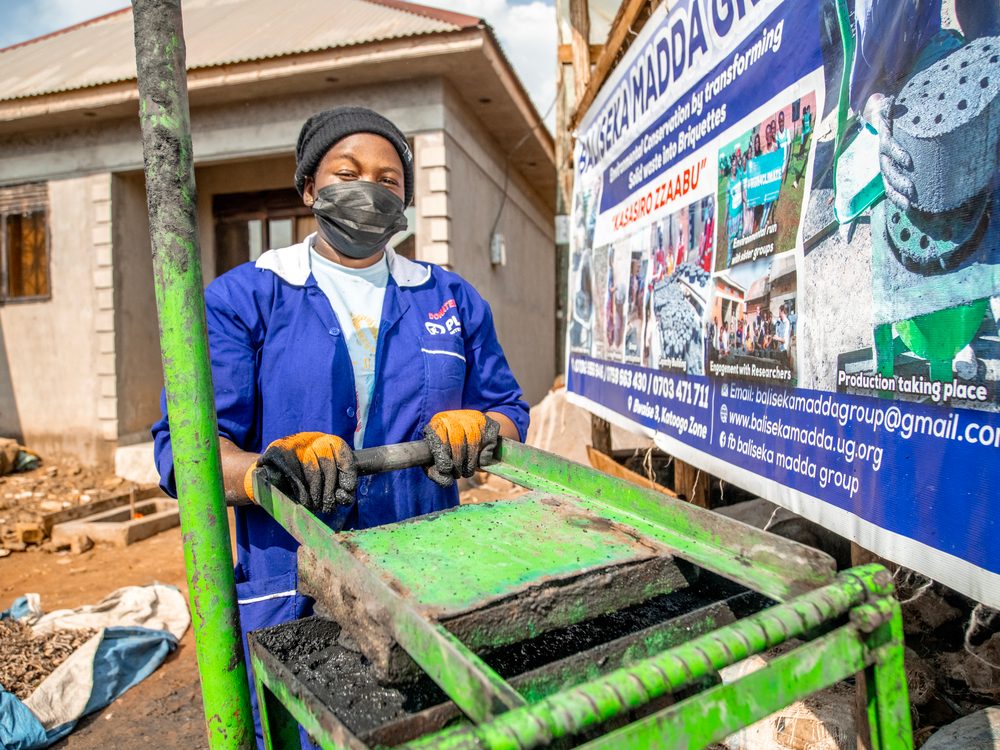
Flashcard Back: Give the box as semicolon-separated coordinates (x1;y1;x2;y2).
309;247;388;448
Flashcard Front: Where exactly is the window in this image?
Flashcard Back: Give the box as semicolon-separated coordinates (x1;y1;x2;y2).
0;183;49;302
213;189;316;276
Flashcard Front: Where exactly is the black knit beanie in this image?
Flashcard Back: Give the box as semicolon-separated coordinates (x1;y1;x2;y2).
294;106;414;206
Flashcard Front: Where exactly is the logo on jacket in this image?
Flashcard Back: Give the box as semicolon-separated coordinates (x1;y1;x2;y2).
428;299;457;320
425;315;462;335
426;299;462;335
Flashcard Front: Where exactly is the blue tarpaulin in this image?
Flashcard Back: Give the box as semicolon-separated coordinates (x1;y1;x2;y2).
0;586;187;750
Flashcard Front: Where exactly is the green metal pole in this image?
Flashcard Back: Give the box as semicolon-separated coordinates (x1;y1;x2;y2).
131;1;254;746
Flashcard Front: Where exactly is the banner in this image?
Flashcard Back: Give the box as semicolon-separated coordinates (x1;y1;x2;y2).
567;0;1000;606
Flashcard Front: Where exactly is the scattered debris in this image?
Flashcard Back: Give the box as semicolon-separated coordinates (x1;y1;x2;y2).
14;521;44;546
0;455;142;553
0;619;96;700
71;534;94;555
0;438;40;477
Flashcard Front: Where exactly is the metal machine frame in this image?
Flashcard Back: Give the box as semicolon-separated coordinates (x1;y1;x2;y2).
248;441;912;750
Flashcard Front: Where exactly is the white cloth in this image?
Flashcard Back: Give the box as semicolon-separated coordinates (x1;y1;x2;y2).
309;247;388;449
24;634;103;729
21;584;190;732
29;584;190;640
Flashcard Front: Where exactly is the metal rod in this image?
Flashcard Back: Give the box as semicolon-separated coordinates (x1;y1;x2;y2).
865;599;914;749
252;658;304;750
403;566;889;750
354;441;432;475
131;1;254;746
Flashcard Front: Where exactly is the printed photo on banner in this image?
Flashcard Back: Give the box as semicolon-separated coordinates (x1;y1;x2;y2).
603;243;631;361
624;248;648;363
707;252;798;385
799;2;1000;414
567;180;602;356
568;245;594;355
716;92;817;272
646;196;716;374
589;244;609;361
569;188;717;374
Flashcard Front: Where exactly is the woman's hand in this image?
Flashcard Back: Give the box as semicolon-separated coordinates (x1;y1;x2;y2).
242;432;357;514
422;410;507;487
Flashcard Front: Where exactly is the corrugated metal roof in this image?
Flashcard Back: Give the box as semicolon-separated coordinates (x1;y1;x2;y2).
0;0;480;102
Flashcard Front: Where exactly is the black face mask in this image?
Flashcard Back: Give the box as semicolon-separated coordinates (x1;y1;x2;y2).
311;181;408;259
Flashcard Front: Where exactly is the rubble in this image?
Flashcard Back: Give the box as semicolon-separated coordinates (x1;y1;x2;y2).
71;534;94;555
0;455;141;553
0;619;96;700
14;521;44;545
0;438;40;477
933;632;1000;702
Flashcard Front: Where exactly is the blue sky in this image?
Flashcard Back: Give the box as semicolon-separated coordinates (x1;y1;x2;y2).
1;0;556;120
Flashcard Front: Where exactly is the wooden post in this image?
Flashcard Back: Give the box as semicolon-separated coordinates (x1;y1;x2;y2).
569;0;650;130
554;10;573;376
591;415;613;455
568;0;591;102
674;459;711;508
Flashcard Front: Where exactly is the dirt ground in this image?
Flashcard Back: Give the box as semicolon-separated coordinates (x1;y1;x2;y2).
0;524;208;749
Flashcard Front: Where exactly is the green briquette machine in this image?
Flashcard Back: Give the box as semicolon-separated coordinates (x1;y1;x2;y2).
246;439;913;750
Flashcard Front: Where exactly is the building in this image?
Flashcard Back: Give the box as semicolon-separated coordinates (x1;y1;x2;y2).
712;272;747;330
0;0;556;464
744;253;797;321
768;253;797;318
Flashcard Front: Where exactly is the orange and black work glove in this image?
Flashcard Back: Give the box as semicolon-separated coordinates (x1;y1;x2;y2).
422;410;501;487
243;432;357;515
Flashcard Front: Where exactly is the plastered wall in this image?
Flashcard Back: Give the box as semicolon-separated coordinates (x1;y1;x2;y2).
0;175;109;461
111;171;162;443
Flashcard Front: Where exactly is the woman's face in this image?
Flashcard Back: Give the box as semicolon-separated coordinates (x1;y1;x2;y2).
303;132;405;205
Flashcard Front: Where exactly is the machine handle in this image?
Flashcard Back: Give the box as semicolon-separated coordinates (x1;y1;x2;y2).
353;441;434;475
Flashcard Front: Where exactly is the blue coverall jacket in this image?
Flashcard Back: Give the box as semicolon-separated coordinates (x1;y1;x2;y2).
152;236;529;740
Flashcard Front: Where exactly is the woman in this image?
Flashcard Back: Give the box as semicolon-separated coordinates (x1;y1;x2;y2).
152;106;529;742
